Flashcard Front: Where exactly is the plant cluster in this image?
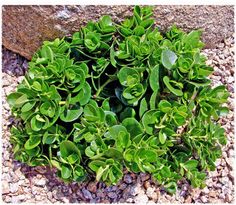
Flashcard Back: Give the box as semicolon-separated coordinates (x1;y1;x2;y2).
7;6;229;193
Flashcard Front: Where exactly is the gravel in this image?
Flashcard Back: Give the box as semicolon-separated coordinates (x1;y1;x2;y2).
2;46;28;76
1;36;234;203
124;174;133;184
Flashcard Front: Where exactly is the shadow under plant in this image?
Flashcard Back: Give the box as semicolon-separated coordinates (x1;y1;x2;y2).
1;42;234;203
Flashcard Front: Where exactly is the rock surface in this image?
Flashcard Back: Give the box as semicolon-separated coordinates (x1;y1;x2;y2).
2;5;234;59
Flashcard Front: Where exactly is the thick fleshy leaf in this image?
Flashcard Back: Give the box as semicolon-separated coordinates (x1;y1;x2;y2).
40;101;55;118
73;165;86;182
61;165;72;179
139;98;148;118
122;118;143;138
150;91;158;110
184;30;204;49
7;92;28;108
123;148;135;162
89;160;106;172
138;148;157;163
163;76;183;96
102;98;110;111
70;82;91;105
97;166;108;182
110;44;117;67
84;32;101;52
164;182;177;194
120;107;136;121
159;131;167;144
32;81;42;91
104;148;123;159
84;104;105;122
60;105;83;122
158;100;172;113
60;140;80;159
184;160;198;170
105;111;118;126
142;110;158;135
123;83;144;104
161;49;177;70
149;65;160;92
40;45;54;62
21;101;36;113
117;67;140;86
24;135;41;150
106;125;127;139
30;115;45;131
42;132;57;145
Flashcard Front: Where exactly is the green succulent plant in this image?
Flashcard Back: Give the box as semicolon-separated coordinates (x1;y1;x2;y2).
7;6;229;194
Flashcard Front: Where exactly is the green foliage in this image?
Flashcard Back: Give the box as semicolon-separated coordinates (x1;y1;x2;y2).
8;6;229;193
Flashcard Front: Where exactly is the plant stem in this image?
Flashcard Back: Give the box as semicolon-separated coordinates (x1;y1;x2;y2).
191;88;198;101
159;113;168;125
59;101;66;105
95;78;116;97
91;72;98;91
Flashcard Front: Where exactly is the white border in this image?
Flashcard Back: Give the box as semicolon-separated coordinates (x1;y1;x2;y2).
0;1;235;205
1;0;236;5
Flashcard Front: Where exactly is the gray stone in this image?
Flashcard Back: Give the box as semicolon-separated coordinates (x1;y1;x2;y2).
82;188;93;200
132;183;142;196
200;195;208;203
87;182;97;194
4;196;12;203
14;168;23;178
134;193;149;204
227;76;234;84
225;194;233;202
146;187;158;201
126;198;134;203
202;187;210;194
2;180;10;194
61;197;70;203
2;5;234;59
35;178;47;187
11;195;27;203
219;176;229;185
9;183;19;193
107;192;117;199
209;190;217;198
185;195;192;203
146;187;155;198
124;174;132;184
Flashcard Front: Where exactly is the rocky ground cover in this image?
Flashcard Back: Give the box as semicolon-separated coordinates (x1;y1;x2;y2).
1;36;234;203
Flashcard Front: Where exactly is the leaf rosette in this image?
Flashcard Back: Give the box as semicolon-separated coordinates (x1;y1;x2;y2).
7;6;229;193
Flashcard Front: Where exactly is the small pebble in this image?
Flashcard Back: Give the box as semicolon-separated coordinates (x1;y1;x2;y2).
107;192;117;199
185;195;192;203
146;187;158;201
200;195;208;203
9;183;19;193
126;198;134;203
87;182;97;193
134;193;149;203
124;174;132;184
2;180;10;194
35;178;47;187
82;188;93;200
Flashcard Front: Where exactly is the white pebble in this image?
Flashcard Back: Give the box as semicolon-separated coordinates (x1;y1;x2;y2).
34;178;47;187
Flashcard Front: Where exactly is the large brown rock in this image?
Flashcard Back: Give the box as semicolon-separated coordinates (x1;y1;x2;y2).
2;5;234;60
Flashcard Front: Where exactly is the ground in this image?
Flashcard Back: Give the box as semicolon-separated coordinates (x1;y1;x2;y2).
1;36;234;203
